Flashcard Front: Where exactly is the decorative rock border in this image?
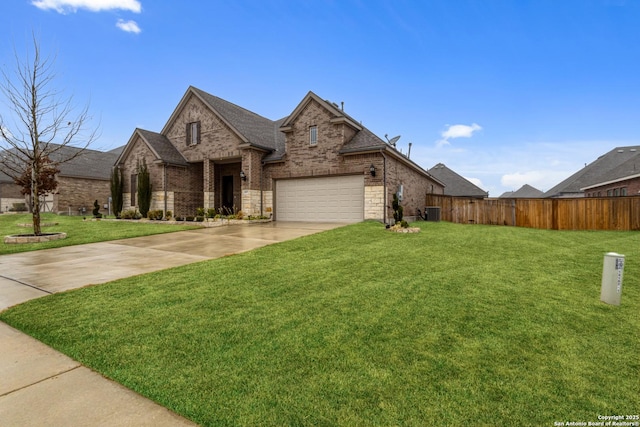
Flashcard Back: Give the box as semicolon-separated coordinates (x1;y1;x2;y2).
388;226;421;233
4;232;67;244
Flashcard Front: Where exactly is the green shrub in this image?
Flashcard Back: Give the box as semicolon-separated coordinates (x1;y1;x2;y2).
185;216;195;222
137;159;152;218
206;208;216;218
120;209;141;220
110;168;123;218
195;216;204;222
392;193;404;225
196;207;205;217
147;210;163;220
10;203;28;212
166;210;172;220
92;200;101;217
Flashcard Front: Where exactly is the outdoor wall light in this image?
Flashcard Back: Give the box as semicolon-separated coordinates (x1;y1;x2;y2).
369;164;376;177
240;170;247;181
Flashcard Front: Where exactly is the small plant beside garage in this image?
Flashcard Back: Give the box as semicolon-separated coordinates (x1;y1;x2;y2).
389;192;419;233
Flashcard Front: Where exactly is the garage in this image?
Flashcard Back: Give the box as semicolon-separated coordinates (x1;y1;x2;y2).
275;175;364;222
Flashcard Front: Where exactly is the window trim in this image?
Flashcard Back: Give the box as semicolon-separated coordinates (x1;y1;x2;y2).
309;125;318;146
187;121;201;146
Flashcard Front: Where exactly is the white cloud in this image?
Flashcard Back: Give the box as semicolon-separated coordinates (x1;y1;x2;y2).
116;19;141;33
32;0;141;14
464;176;484;189
500;170;569;192
437;123;482;147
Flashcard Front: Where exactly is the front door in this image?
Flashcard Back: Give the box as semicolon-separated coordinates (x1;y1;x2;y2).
222;175;234;211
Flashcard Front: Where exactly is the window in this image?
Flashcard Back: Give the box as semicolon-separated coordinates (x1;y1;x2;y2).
309;125;317;146
621;187;627;196
187;121;200;145
614;188;620;197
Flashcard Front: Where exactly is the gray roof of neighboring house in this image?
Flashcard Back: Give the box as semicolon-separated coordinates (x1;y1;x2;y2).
581;148;640;189
505;184;544;198
427;163;488;197
1;144;121;182
108;146;125;156
544;145;640;197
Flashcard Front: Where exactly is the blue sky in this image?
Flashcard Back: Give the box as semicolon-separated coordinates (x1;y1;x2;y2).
2;0;640;196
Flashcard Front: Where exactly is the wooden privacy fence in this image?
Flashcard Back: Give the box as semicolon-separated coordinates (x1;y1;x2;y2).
424;195;640;231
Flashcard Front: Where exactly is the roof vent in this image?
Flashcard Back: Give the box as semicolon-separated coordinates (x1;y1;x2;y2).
630;148;637;152
617;149;624;153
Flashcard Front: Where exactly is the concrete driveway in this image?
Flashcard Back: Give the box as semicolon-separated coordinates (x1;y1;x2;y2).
0;221;345;426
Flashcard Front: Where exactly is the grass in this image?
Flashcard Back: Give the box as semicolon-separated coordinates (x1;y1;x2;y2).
0;213;200;255
1;221;638;426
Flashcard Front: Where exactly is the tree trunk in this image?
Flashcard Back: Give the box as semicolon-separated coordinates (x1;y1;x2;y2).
31;160;42;235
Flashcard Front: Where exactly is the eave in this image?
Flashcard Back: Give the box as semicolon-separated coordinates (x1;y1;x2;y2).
580;173;640;191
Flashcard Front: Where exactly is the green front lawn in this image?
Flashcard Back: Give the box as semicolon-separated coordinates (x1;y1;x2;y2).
1;221;638;426
0;213;200;255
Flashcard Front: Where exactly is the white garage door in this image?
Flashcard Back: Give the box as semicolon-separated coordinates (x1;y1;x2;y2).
276;175;364;222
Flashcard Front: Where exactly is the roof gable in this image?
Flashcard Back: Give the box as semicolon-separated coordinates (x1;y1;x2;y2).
279;91;362;132
428;163;488;197
161;86;283;152
509;184;544;198
116;128;188;167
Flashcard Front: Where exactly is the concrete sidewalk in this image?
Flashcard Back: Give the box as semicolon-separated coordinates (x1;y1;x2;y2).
0;221;343;426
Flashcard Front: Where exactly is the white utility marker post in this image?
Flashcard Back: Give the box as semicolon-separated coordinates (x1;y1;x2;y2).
600;252;625;306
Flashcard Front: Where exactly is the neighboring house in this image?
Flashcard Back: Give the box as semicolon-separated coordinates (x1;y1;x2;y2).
544;145;640;198
0;170;24;212
0;144;123;215
115;86;444;223
580;147;640;197
500;184;544;198
427;163;488;198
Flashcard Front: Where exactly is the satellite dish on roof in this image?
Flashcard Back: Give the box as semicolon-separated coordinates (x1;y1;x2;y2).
385;134;401;147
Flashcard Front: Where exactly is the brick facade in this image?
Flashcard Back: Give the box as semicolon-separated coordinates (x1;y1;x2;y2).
116;88;444;222
584;177;640;197
54;176;111;216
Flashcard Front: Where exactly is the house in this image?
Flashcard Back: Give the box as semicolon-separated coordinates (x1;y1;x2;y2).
427;163;488;198
0;171;24;212
114;87;444;223
544;145;640;198
500;184;544;198
0;144;122;215
580;147;640;197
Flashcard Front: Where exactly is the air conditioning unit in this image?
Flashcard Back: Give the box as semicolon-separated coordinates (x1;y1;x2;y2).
425;206;440;222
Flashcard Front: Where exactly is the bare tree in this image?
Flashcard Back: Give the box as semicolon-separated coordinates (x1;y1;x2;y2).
0;35;98;235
